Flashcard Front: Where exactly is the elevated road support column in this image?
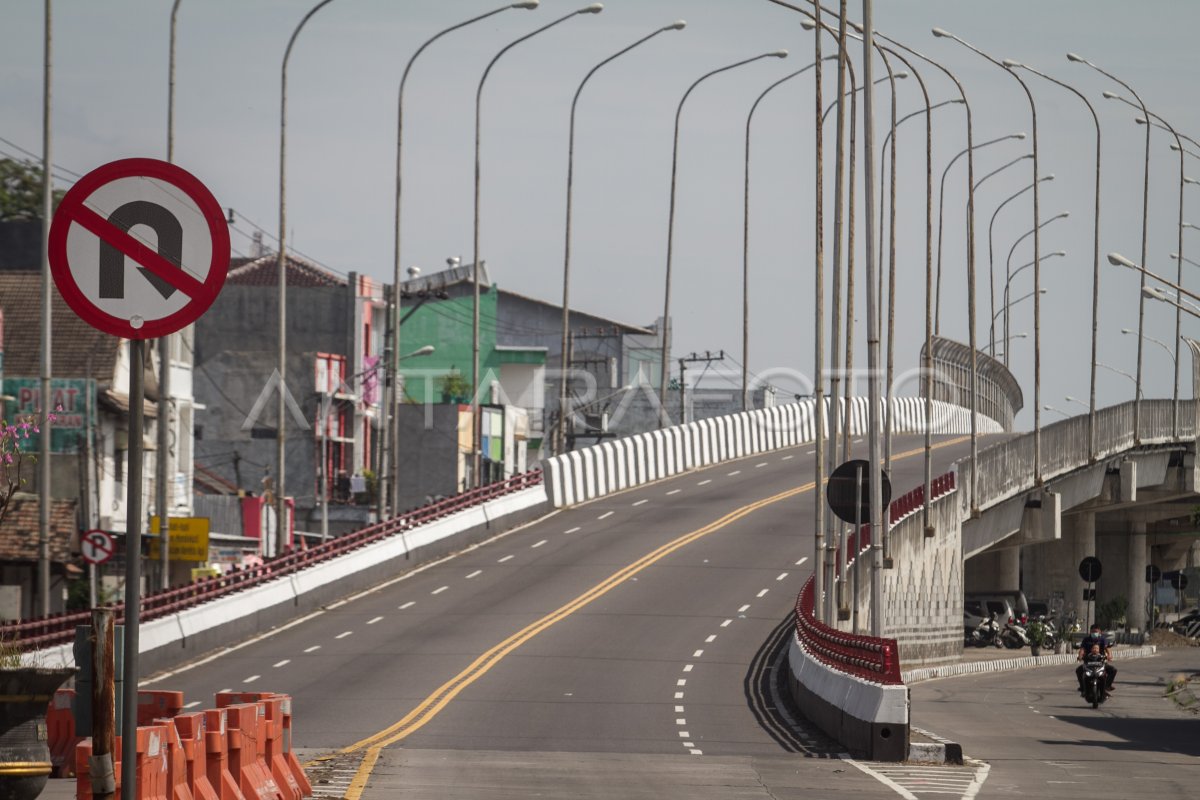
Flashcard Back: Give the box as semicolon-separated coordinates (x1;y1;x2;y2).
1127;520;1149;633
1071;511;1096;620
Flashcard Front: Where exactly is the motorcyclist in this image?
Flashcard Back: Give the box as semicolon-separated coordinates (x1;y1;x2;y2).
1075;623;1117;694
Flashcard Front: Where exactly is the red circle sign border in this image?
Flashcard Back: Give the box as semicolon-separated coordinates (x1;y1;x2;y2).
48;157;231;339
81;529;115;565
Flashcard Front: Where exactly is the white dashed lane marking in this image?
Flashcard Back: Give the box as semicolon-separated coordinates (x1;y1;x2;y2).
466;570;482;579
796;557;808;566
243;675;260;683
336;631;353;639
366;616;383;625
184;701;202;709
632;499;648;506
683;664;694;673
498;555;514;563
273;660;290;668
728;470;741;476
756;589;769;598
693;650;703;658
720;619;732;628
431;586;448;595
304;646;321;653
755;462;768;468
738;604;751;613
777;572;789;581
705;635;716;643
698;479;711;486
399;601;415;609
667;489;681;495
531;540;547;549
782;454;794;460
597;511;613;520
564;527;581;534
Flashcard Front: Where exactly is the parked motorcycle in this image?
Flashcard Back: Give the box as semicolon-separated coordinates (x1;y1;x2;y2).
1000;616;1031;649
965;612;1003;648
1080;653;1109;708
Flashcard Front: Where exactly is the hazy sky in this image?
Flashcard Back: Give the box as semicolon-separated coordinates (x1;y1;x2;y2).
3;1;1198;427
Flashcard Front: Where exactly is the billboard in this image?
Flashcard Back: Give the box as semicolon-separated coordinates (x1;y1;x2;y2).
2;377;94;454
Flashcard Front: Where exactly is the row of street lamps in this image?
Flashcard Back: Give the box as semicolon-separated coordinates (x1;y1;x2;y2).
261;1;1198;634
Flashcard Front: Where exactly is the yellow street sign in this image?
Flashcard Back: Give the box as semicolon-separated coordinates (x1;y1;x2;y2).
149;516;210;562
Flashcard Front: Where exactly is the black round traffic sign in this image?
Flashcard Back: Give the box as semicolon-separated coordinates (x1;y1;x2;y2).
1146;564;1162;584
1170;571;1189;591
826;459;892;525
1079;556;1102;583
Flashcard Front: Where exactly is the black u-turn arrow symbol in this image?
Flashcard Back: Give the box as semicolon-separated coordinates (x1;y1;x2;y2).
99;200;183;300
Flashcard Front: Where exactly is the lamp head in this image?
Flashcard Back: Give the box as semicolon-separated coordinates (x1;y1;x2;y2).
1015;132;1027;139
1002;58;1022;69
510;1;539;9
1057;211;1070;219
1121;328;1134;334
1135;117;1148;126
895;71;910;79
1108;252;1136;268
580;3;603;14
1066;52;1085;63
801;18;816;31
1142;286;1166;300
1102;91;1120;100
769;49;789;58
1043;174;1055;181
1172;143;1182;152
1185;177;1199;185
1053;250;1067;257
667;20;686;30
931;26;950;38
1172;253;1180;260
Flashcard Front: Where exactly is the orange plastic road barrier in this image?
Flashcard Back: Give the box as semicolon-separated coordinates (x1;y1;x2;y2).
223;704;283;800
214;693;309;798
154;717;196;800
138;691;186;726
49;688;80;778
135;724;171;800
203;709;246;800
170;714;219;800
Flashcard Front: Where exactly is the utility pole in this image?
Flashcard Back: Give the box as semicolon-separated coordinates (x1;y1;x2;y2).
676;351;726;425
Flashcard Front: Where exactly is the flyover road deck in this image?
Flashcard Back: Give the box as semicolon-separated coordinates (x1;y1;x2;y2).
124;432;980;799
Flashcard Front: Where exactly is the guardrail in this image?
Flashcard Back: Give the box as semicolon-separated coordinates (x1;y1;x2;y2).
3;470;543;651
793;578;902;684
791;469;958;685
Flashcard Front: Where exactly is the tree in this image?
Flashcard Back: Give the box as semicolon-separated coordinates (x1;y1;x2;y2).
0;158;64;222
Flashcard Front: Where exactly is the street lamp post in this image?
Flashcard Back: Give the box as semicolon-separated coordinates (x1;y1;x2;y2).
1120;328;1176;365
869;26;981;517
1003;212;1069;366
1068;52;1152;440
1008;61;1102;463
1106;97;1187;435
934;27;1046;482
934;132;1025;335
657;49;789;425
561;20;685;449
986;177;1053;354
383;1;539;519
473;3;604;486
743;57;835;410
277;0;339;556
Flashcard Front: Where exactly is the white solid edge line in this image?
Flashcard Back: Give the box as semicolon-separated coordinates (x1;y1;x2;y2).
963;759;992;799
140;507;562;686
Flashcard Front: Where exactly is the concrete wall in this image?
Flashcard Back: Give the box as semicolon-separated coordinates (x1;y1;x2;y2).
393;403;464;511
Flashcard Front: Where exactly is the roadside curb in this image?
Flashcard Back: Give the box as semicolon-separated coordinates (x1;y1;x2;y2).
902;646;1159;764
908;731;963;765
902;644;1158;685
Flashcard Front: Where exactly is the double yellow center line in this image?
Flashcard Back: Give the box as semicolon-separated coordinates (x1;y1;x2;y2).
333;437;965;798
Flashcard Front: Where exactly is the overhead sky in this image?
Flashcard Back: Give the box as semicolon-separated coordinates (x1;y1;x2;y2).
3;1;1198;427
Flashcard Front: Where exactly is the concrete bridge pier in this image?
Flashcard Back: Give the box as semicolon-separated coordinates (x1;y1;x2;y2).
1127;520;1149;633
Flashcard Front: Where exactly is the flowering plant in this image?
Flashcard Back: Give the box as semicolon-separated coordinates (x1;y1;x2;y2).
0;409;57;526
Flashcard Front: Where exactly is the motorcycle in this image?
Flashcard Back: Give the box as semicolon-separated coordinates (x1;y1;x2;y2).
1080;653;1109;708
965;612;1003;648
1000;616;1031;649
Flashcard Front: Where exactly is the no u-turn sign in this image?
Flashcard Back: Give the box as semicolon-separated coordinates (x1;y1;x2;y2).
48;158;230;339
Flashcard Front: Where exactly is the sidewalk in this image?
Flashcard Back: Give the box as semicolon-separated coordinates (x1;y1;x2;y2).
903;642;1157;684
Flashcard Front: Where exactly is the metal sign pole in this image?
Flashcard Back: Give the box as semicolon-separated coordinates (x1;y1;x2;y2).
120;339;144;800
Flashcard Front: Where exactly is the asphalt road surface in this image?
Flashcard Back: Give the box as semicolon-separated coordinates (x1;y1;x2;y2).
142;433;981;799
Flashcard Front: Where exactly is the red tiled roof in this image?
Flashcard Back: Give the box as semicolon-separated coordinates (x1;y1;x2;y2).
0;494;76;563
227;253;346;289
0;273;121;382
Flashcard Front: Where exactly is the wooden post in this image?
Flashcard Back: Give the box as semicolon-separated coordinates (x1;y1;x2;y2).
90;608;116;800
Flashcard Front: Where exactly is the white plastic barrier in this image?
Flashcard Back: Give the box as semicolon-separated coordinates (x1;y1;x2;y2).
542;398;1003;508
